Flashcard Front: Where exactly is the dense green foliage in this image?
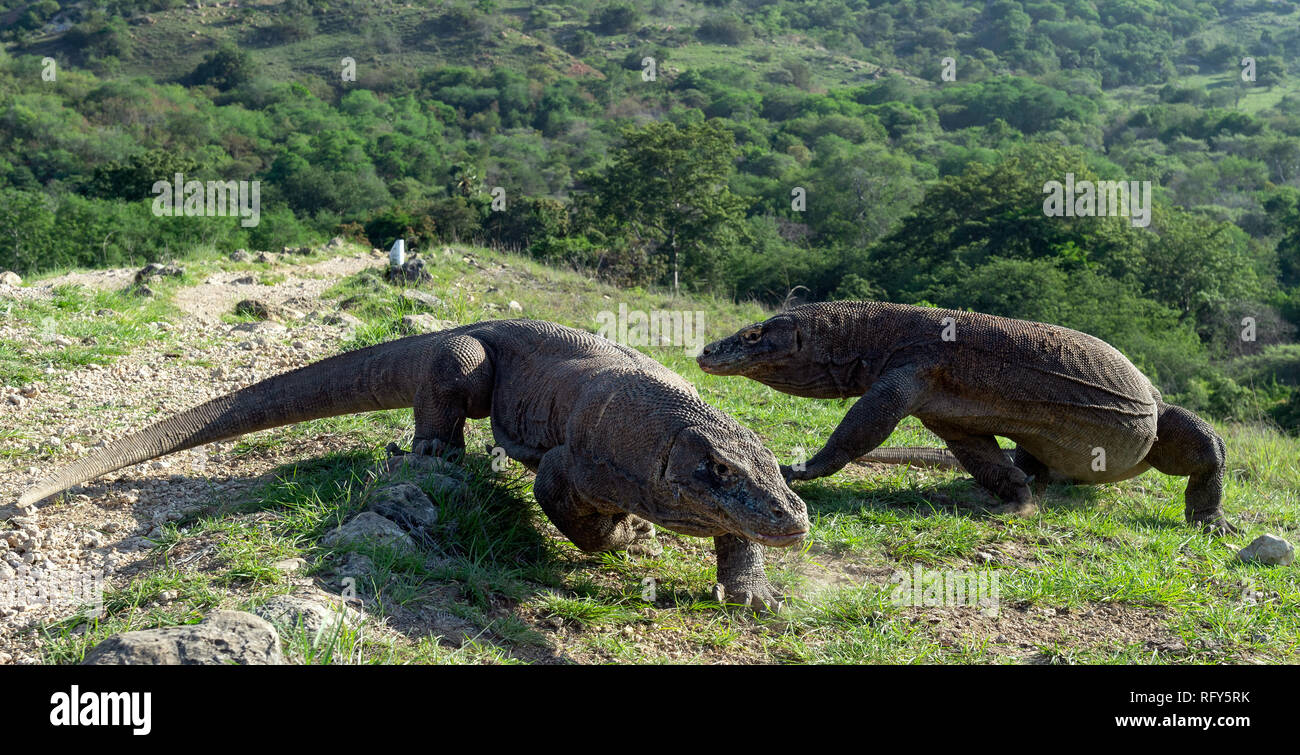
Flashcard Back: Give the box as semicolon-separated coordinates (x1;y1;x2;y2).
1;0;1298;427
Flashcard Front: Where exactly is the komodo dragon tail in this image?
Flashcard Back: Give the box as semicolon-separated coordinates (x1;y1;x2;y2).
18;336;432;507
857;447;1015;470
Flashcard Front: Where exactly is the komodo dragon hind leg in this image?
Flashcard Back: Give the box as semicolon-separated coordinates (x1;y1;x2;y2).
533;447;656;553
410;335;494;460
935;430;1036;517
1143;403;1234;534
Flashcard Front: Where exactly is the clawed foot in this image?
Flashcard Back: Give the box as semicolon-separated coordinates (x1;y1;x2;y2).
1191;513;1238;536
779;464;806;484
624;519;662;557
712;580;784;615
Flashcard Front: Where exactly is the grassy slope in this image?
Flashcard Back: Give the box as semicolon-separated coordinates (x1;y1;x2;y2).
15;243;1299;665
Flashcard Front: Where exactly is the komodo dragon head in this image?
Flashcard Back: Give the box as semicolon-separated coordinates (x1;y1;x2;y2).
658;423;809;546
696;313;825;396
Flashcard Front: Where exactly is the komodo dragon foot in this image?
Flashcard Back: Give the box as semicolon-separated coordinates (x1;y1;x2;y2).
712;534;785;614
387;439;463;461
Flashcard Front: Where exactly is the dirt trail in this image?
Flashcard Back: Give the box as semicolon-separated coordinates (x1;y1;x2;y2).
0;248;387;661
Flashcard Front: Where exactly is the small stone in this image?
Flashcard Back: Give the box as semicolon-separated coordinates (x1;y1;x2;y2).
0;271;21;287
253;595;362;645
508;300;523;313
381;452;469;481
133;262;183;284
399;314;452;334
367;483;439;536
334;552;374;579
82;611;284;665
5;394;24;407
231;320;287;335
401;289;444;310
272;557;307;573
230;250;251;262
234;299;273;320
323;312;363;328
1237;534;1295;566
320;512;416;553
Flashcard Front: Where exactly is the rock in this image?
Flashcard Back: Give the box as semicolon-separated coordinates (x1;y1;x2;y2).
229;250;251;262
255;252;276;264
384;257;432;284
399;314;453;334
131;284;156;298
326;236;347;249
273;557;307;573
320;512;415;552
323;312;363;328
81;611;284;665
381;451;469;482
401;288;444;310
231;275;256;285
0;271;20;287
1237;534;1295;566
508;300;523;313
133;262;184;285
334;552;374;579
5;394;24;408
252;595;362;644
231;320;287;336
234;299;273;320
367;483;439;536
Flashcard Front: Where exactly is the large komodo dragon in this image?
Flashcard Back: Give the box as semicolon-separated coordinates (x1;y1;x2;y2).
20;319;809;609
697;301;1233;533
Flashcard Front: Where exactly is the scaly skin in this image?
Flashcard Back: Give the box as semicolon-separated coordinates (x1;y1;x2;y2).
20;319;809;610
698;301;1232;534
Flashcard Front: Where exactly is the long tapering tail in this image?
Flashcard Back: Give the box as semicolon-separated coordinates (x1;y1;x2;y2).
857;446;1015;470
18;334;437;507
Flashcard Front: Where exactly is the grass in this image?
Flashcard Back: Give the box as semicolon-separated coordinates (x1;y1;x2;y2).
12;241;1300;665
0;284;180;388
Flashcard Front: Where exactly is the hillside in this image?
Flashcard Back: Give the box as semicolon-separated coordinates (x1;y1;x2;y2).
1;245;1296;664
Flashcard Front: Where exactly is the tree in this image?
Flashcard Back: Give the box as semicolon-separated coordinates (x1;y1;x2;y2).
585;120;749;296
187;44;254;91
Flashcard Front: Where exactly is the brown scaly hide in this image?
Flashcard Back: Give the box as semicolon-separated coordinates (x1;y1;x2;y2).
699;301;1231;533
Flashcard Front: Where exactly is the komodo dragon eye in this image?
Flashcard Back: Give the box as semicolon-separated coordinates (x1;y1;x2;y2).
741;329;762;344
695;459;737;486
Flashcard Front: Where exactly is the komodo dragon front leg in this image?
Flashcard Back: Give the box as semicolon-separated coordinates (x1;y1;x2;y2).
409;335;494;458
533;446;657;551
785;369;924;482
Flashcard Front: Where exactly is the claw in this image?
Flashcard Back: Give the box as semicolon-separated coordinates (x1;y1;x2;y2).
713;582;784;614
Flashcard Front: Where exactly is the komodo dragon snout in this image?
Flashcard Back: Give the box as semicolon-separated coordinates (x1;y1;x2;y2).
664;425;809;547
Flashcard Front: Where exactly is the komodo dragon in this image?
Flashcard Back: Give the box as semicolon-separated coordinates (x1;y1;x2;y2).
20;319;809;609
697;301;1233;533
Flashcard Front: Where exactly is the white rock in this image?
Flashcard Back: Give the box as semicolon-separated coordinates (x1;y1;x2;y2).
508;300;523;312
1237;534;1295;566
0;271;20;287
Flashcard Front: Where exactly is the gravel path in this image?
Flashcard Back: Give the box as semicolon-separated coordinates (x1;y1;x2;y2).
0;247;388;662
